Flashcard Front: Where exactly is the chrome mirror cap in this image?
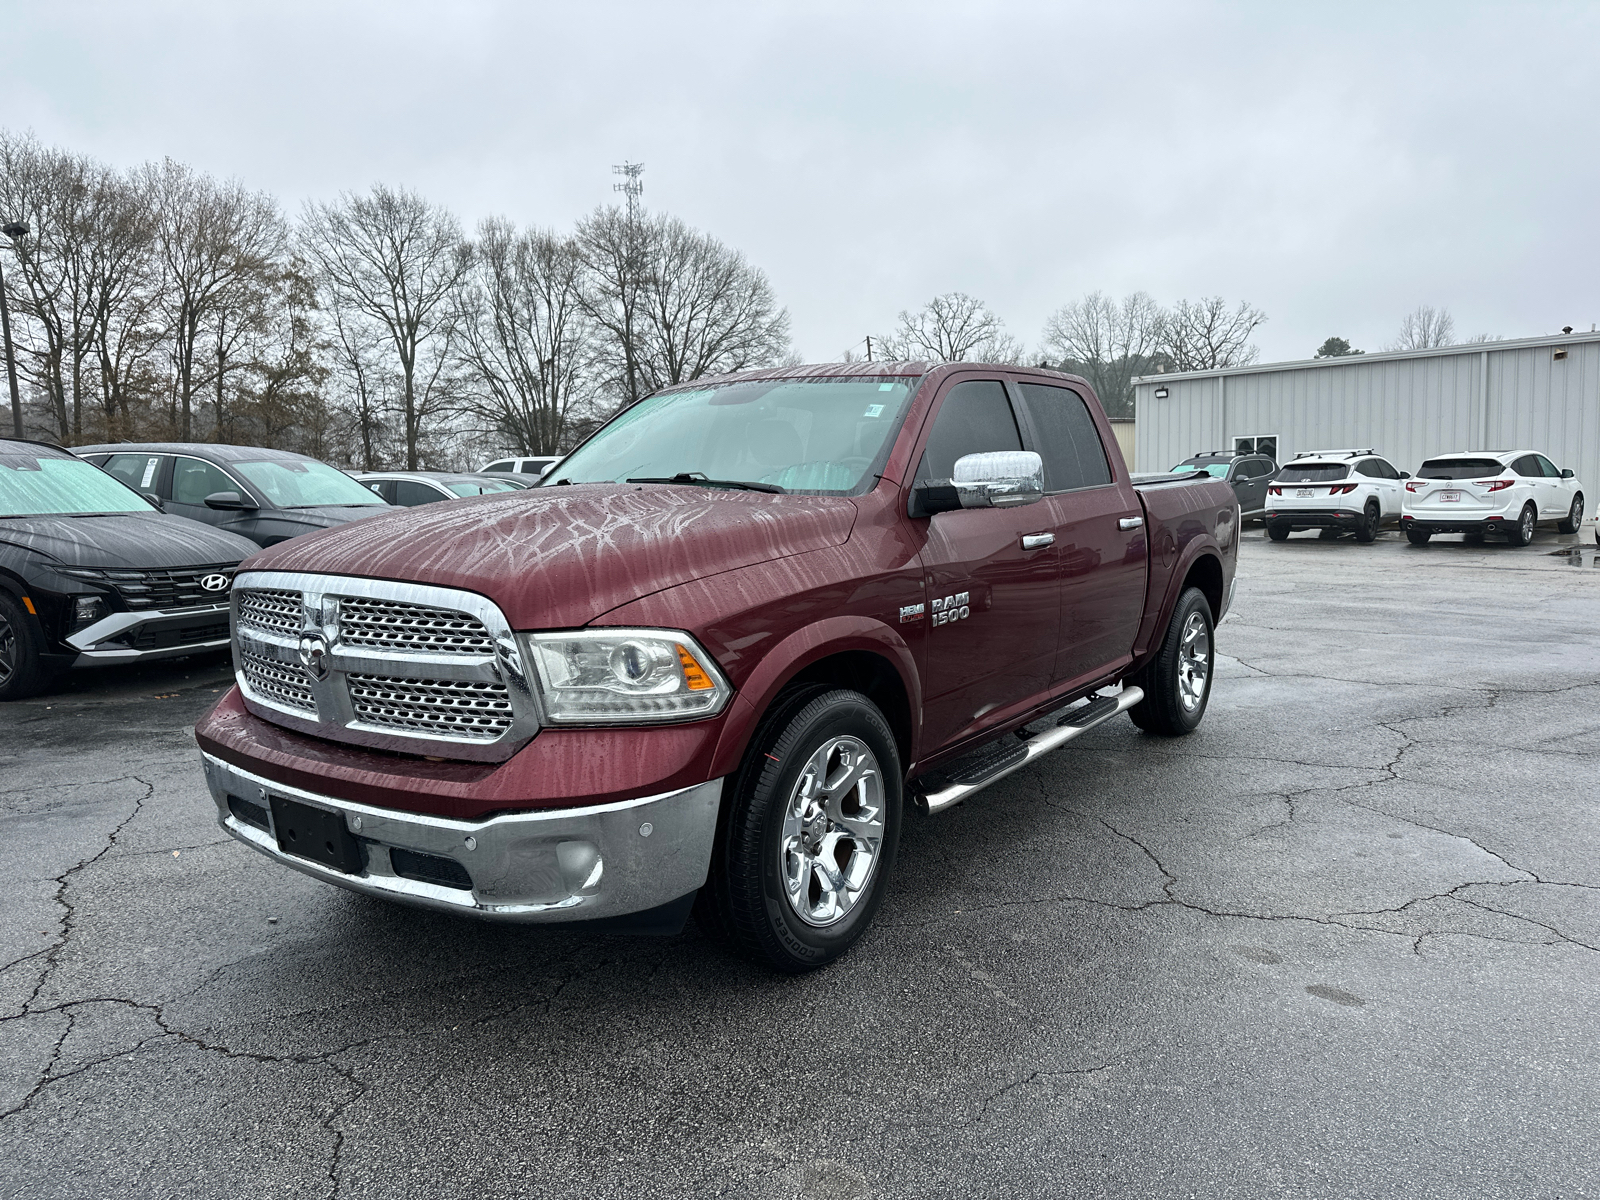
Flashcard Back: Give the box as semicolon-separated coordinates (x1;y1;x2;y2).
952;450;1045;508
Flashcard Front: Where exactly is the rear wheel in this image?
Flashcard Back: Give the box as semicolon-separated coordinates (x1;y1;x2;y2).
1354;500;1380;543
1405;527;1432;545
1557;493;1584;535
1463;531;1485;545
699;688;902;972
1127;587;1213;736
0;591;50;702
1266;523;1290;542
1506;503;1537;547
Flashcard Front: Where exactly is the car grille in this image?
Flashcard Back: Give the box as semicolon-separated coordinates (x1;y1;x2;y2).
237;588;303;636
239;647;317;713
113;616;231;652
61;564;238;609
346;674;514;740
337;596;496;655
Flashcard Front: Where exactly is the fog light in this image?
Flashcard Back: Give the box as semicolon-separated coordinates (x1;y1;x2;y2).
70;595;109;632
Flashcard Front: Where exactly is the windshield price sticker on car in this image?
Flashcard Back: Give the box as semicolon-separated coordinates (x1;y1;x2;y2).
140;457;159;488
863;404;885;418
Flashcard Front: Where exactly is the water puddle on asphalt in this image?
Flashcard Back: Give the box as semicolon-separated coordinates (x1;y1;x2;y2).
1546;545;1600;567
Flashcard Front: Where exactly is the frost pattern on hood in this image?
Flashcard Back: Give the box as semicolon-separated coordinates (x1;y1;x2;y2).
248;484;859;628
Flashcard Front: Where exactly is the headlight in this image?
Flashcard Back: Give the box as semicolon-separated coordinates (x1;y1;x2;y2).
521;629;732;724
70;595;110;632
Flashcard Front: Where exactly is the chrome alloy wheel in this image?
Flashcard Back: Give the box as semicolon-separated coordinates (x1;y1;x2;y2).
1176;611;1211;712
1520;506;1536;543
779;735;886;928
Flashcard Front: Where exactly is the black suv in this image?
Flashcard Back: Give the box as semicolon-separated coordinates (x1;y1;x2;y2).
74;443;390;547
1170;451;1278;519
0;439;261;700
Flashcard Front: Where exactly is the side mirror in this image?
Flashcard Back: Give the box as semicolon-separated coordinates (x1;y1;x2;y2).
911;451;1045;517
204;490;256;511
538;463;557;478
1561;468;1575;479
140;491;164;512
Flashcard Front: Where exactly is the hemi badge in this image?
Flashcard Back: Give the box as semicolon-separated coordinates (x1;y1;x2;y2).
899;603;925;623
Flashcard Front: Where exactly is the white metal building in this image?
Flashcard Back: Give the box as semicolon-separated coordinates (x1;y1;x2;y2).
1132;331;1600;528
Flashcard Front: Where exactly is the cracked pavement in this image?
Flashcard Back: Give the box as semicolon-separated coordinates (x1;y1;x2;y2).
2;528;1598;1199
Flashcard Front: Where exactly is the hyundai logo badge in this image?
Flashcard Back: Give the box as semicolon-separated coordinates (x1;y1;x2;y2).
200;573;230;593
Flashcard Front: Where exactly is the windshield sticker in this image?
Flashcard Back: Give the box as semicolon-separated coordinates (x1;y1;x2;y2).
140;457;159;488
878;382;895;391
863;404;885;418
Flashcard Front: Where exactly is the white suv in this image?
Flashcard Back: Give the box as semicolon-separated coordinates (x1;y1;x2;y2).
479;455;560;478
1401;450;1585;547
1264;450;1405;543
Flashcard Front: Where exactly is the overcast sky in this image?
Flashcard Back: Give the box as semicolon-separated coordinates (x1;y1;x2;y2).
6;1;1597;364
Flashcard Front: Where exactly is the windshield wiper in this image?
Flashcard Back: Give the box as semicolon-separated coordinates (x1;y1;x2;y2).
626;472;785;494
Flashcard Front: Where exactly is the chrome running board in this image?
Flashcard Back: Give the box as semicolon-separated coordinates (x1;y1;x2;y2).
915;687;1145;815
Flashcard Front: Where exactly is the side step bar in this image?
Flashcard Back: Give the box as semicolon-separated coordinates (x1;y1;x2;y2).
914;687;1145;815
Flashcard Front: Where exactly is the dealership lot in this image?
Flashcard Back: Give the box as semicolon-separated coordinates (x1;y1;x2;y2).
2;528;1597;1200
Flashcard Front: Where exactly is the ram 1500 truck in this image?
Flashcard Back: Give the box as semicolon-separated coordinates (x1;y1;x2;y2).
196;362;1237;971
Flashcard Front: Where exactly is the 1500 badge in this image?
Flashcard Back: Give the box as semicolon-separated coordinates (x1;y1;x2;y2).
932;592;970;625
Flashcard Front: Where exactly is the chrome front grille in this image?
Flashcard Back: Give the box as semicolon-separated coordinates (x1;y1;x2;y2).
240;647;317;713
230;571;538;762
347;675;514;740
238;588;303;637
337;596;495;655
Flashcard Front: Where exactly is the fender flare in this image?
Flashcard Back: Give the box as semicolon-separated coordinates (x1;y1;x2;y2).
708;616;922;781
1132;542;1224;664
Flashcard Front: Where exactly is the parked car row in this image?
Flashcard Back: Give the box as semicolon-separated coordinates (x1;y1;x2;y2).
1174;446;1587;548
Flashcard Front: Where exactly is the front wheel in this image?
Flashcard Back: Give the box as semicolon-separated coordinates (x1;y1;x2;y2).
1557;493;1584;535
1506;502;1537;547
1354;501;1379;543
700;688;902;972
0;591;51;702
1127;587;1214;736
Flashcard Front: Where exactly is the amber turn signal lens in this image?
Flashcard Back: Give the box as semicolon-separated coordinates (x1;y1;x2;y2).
676;644;716;691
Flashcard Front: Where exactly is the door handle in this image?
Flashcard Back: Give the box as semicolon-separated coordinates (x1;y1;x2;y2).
1119;516;1144;531
1020;533;1054;550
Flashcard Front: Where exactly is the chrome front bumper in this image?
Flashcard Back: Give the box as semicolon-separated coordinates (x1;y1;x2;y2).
201;752;723;922
68;603;231;665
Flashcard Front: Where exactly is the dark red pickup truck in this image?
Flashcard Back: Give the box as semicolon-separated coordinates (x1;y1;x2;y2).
196;362;1237;970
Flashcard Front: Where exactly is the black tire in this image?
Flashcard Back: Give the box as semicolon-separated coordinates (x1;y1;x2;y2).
0;591;50;702
1463;531;1485;545
1405;527;1432;545
1127;587;1214;737
1506;502;1536;547
1354;501;1379;543
699;688;902;973
1318;527;1340;541
1266;523;1290;542
1557;493;1584;535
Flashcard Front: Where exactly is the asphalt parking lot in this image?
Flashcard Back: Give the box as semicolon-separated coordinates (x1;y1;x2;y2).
2;526;1598;1200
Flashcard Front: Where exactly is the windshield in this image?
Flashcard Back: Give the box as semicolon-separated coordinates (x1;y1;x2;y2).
547;376;921;494
1174;462;1229;478
448;479;520;497
1417;458;1504;480
1275;463;1350;483
233;459;386;508
0;453;155;517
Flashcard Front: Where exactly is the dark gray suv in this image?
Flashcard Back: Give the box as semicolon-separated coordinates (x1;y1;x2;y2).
1171;451;1278;519
75;443;390;548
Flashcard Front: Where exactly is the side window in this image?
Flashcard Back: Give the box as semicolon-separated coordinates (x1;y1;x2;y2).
171;457;239;505
365;479;394;503
485;461;513;473
1015;382;1113;491
1511;455;1540;477
103;453;164;492
1355;460;1379;478
519;460;544;474
916;380;1023;482
1245;458;1272;478
1536;455;1561;478
393;480;444;506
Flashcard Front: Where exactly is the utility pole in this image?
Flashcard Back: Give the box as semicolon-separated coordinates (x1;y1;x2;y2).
612;161;644;220
865;335;873;362
0;221;27;440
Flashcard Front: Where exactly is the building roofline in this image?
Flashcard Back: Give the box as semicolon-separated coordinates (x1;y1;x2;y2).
1133;329;1600;385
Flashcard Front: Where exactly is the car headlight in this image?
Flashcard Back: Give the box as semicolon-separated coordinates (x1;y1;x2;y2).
521;629;732;724
70;595;110;632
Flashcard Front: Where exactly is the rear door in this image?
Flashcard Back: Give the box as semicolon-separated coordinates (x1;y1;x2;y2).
100;452;169;499
910;376;1062;751
1012;379;1147;688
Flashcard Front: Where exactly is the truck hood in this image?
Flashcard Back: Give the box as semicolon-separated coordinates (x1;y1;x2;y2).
0;512;259;569
244;483;859;628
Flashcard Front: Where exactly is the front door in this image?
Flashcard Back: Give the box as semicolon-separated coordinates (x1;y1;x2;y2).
165;455;258;541
911;377;1062;751
1011;380;1148;687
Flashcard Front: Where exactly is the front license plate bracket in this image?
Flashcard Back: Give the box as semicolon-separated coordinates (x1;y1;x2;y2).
269;795;366;875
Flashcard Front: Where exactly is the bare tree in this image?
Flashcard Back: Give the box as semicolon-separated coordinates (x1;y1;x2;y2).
1160;297;1266;372
575;205;649;410
325;299;394;471
456;218;594;455
139;159;285;440
1041;291;1164;417
878;292;1023;363
1387;305;1455;351
301;186;470;468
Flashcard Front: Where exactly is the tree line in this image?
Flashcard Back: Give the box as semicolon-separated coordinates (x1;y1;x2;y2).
0;132;789;468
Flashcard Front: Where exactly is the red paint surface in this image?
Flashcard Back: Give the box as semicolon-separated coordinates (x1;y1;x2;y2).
196;361;1237;819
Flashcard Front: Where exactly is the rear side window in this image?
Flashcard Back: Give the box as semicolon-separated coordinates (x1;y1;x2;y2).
1416;458;1503;480
103;453;164;492
1511;455;1541;477
1355;460;1379;478
1015;382;1112;491
916;380;1022;481
393;480;444;506
1276;463;1349;483
518;460;548;474
485;461;514;473
171;457;238;505
1369;458;1400;480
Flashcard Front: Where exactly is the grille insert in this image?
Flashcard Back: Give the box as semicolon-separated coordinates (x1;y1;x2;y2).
389;848;473;891
346;674;513;740
338;596;495;655
241;647;317;713
238;588;304;637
